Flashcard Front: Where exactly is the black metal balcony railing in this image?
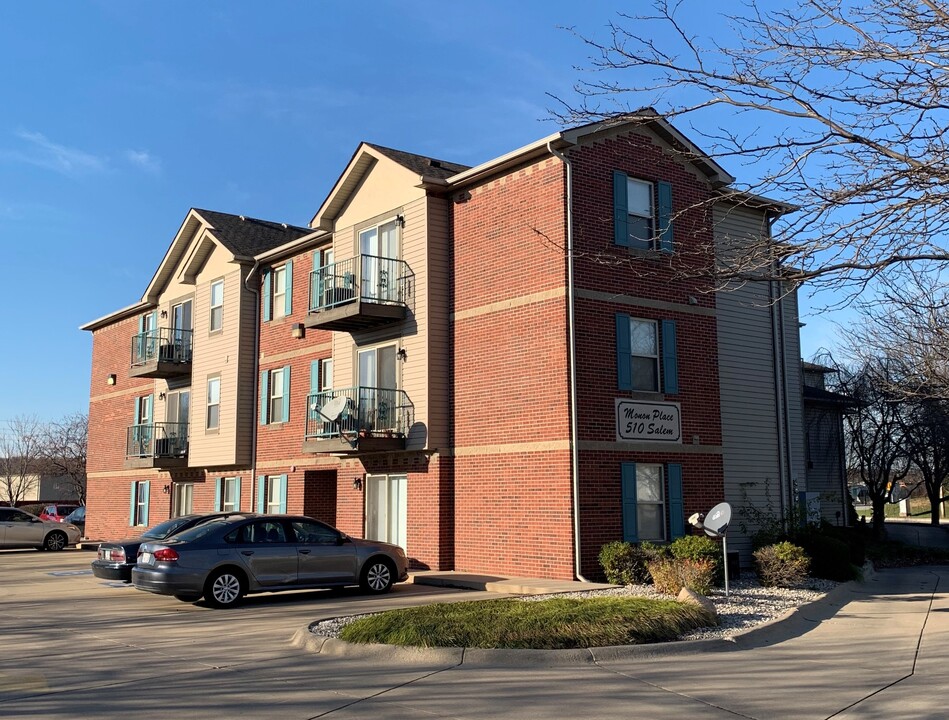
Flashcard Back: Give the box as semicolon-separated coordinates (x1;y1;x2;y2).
131;328;193;367
127;422;189;459
304;387;413;441
308;255;411;313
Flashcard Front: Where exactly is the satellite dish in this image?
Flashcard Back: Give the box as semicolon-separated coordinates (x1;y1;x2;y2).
317;395;349;423
703;502;732;538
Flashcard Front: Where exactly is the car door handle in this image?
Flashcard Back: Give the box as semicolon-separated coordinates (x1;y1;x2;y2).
299;549;311;555
241;550;254;556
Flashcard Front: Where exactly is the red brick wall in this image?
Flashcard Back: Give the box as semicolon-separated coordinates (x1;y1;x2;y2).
451;157;575;577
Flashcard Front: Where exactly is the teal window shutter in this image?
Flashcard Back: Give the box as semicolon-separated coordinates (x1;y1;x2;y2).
257;476;266;513
613;171;629;247
142;481;150;526
667;464;684;538
150;310;158;330
215;478;223;511
284;260;293;316
262;270;272;322
616;314;632;391
278;474;288;514
310;360;321;421
657;181;673;253
281;365;291;423
234;477;242;513
260;370;269;425
621;463;639;542
661;320;679;394
144;394;153;424
137;316;145;334
129;482;137;526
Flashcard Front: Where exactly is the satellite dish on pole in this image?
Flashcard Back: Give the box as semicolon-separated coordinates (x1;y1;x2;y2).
702;502;732;538
317;395;349;423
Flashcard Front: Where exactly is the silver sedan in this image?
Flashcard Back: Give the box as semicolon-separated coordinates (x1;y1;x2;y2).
0;507;82;551
131;514;409;607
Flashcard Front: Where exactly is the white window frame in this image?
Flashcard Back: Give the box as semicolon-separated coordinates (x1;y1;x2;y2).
266;476;283;514
272;265;287;319
636;464;666;542
221;477;239;513
133;481;149;526
321;358;333;392
269;368;285;424
173;482;194;517
626;177;655;250
629;318;661;392
206;376;221;430
209;279;224;332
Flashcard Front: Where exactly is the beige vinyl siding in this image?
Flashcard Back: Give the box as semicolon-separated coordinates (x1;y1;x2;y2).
234;265;258;467
326;156;436;451
715;203;785;558
188;265;244;466
782;290;807;492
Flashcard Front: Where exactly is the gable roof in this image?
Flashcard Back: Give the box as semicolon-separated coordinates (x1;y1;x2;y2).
364;144;470;180
192;209;312;259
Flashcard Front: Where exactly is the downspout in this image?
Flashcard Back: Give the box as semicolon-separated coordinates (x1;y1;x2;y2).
548;141;589;582
244;260;262;512
767;215;788;524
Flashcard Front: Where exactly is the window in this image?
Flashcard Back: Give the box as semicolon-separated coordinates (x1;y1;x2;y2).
130;481;150;526
207;376;221;430
256;474;287;514
621;463;683;543
613;171;673;252
209;280;224;332
260;366;290;425
359;219;400;302
215;477;241;512
291;519;340;545
358;345;398;431
263;261;293;321
173;483;193;517
616;315;678;394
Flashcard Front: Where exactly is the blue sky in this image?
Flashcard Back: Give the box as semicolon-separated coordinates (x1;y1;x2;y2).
0;1;845;423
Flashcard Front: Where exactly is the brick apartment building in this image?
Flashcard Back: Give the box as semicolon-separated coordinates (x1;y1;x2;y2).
82;112;845;579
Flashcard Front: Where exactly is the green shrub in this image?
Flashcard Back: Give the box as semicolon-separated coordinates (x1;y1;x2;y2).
647;557;716;596
19;503;44;516
598;541;663;585
753;541;811;587
669;535;721;584
796;531;858;581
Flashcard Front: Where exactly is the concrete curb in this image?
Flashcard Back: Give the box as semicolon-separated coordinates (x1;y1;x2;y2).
292;570;878;666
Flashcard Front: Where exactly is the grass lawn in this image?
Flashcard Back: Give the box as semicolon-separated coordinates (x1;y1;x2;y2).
338;596;716;649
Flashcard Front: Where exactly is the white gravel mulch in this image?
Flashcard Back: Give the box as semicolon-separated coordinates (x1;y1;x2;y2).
310;576;838;642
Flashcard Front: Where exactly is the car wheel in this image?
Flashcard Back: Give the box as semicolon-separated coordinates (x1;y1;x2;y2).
173;594;201;603
44;531;67;552
204;568;246;608
360;558;395;594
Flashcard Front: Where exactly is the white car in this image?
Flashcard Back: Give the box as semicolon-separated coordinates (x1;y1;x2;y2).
0;507;81;551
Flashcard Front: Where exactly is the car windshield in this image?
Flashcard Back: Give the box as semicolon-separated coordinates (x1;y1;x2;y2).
141;516;199;540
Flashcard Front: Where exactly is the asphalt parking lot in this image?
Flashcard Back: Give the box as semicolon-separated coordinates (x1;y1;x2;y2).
5;547;949;719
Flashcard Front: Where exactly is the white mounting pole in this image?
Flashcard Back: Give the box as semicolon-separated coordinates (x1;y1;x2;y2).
722;536;730;597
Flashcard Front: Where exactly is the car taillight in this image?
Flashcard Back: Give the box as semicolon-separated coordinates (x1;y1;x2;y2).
153;548;179;562
99;548;126;562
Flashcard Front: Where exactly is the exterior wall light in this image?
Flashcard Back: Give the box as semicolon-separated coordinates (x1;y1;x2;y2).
107;374;117;386
291;323;305;339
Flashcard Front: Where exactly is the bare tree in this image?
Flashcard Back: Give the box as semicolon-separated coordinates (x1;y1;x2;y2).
831;361;910;535
558;0;949;296
898;398;949;524
40;412;88;505
0;416;45;506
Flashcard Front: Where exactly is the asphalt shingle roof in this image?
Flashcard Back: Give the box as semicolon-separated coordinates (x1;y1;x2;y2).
365;143;470;180
193;208;313;257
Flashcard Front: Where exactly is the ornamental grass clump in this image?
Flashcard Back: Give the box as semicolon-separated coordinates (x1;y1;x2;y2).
753;541;811;588
647;557;716;596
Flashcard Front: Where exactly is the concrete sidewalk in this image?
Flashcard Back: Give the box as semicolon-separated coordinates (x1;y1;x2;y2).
288;566;949;719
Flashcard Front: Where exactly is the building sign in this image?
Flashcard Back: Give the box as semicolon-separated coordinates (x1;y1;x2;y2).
615;399;681;443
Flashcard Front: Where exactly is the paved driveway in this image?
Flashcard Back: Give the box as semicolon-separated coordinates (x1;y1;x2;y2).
4;549;949;719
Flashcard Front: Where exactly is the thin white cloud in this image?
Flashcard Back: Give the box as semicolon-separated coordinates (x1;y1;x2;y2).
125;149;161;174
12;130;108;175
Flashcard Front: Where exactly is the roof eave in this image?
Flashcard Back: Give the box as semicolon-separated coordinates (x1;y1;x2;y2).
80;300;152;332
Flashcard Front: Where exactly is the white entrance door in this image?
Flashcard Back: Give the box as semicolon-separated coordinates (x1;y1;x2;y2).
359;220;399;302
365;473;407;550
357;345;398;431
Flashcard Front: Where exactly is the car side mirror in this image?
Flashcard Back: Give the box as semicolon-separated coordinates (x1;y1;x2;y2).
31;518;42;523
337;534;351;545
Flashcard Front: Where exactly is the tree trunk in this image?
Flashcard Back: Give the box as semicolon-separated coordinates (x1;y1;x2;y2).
871;499;887;537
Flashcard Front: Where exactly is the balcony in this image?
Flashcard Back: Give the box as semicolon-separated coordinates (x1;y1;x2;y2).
303;386;414;454
305;255;412;332
129;328;193;379
126;422;189;469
